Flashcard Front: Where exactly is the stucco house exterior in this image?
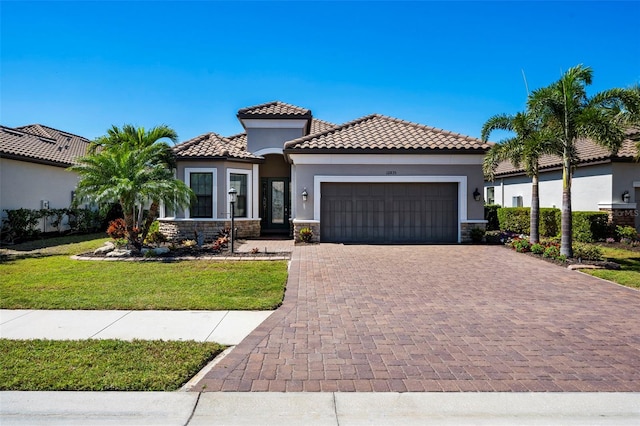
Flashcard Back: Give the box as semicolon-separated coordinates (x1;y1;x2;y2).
159;101;491;243
484;128;640;232
0;124;90;230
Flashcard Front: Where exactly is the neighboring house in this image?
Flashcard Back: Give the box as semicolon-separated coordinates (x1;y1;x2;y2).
0;124;90;231
485;128;640;232
160;101;491;243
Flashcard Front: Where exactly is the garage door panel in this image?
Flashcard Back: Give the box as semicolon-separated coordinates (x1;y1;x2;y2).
321;182;458;243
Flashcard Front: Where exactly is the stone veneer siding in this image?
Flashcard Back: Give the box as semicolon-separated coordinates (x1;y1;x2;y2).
598;207;638;229
158;219;261;242
293;221;320;243
461;221;487;243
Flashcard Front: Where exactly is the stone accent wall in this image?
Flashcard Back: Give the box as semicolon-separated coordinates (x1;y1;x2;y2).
461;222;487;243
293;221;320;243
599;208;638;228
158;219;261;242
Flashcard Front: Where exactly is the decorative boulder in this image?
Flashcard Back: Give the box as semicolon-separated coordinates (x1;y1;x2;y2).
106;249;133;257
94;241;116;255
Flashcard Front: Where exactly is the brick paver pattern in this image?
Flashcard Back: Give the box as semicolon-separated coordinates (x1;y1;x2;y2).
194;244;640;392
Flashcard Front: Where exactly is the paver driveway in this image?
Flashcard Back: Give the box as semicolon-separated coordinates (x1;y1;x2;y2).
193;244;640;392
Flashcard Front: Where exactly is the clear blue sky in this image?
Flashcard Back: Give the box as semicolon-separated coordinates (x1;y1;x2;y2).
1;1;639;142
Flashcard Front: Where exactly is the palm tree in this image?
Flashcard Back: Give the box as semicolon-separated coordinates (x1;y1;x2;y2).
482;111;549;243
72;125;192;248
528;65;640;257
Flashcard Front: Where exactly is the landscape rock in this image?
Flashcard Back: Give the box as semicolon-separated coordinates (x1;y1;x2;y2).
106;249;133;257
94;242;115;255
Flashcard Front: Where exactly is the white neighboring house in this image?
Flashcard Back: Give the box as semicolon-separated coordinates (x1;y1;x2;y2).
484;129;640;233
0;124;91;232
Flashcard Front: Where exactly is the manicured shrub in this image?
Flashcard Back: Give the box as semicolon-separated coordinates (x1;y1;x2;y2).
1;208;43;242
572;243;603;261
470;227;485;243
539;208;561;237
572;212;610;243
616;225;638;242
531;243;545;255
543;245;566;261
511;238;531;253
484;204;501;231
497;207;530;234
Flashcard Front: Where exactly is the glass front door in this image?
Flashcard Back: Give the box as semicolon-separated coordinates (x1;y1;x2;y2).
261;178;290;232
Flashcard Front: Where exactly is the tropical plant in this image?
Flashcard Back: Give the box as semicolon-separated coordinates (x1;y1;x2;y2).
482;111;552;244
70;125;192;249
528;65;640;257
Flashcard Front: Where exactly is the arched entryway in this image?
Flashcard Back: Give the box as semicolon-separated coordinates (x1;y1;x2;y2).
259;154;291;235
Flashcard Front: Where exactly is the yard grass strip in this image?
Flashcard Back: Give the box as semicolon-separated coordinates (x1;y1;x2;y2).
1;257;288;310
584;246;640;289
0;339;225;391
1;235;288;310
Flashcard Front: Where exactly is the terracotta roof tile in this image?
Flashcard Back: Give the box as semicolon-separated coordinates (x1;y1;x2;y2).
494;128;640;175
237;101;311;118
173;132;262;161
284;114;491;152
0;124;90;167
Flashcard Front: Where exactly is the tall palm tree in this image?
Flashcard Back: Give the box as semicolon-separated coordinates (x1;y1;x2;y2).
528;65;640;257
72;125;191;248
482;111;549;243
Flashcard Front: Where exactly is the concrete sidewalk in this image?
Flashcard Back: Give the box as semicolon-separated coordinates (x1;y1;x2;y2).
2;391;639;425
0;310;273;345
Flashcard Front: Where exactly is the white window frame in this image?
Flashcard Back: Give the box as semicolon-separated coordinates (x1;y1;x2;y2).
227;168;253;219
185;167;217;219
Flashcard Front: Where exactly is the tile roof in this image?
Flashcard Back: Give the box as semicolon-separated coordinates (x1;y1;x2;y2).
174;119;337;161
173;132;263;161
237;101;311;119
494;128;640;176
284;114;491;153
0;124;91;167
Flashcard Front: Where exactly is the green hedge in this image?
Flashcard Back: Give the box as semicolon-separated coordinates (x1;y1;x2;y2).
497;207;609;241
484;204;501;231
497;207;531;234
572;211;610;243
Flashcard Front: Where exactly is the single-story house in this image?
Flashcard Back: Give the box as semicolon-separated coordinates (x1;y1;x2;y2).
159;101;491;243
484;128;640;232
0;124;90;231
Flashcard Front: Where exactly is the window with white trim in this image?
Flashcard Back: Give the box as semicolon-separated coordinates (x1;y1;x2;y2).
227;168;252;219
186;168;217;218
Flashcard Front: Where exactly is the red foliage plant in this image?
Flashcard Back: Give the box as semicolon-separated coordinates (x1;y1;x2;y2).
106;218;128;240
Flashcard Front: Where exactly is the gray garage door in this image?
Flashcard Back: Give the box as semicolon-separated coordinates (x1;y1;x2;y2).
320;182;458;243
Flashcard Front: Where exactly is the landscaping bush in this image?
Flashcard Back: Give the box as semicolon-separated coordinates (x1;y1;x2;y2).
531;243;545;255
470;227;485;243
106;218;128;240
299;227;313;243
511;238;531;253
616;225;638;242
572;243;604;261
144;221;167;245
572;211;610;243
543;245;566;262
1;208;42;242
539;208;561;237
484;204;501;231
497;207;530;234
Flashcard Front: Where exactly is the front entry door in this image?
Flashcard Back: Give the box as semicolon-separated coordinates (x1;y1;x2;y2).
261;178;290;233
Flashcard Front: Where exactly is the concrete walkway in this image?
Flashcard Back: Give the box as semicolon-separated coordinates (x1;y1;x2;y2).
0;310;273;345
3;391;639;425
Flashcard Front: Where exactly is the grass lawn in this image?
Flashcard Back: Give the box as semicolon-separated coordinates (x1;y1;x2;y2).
1;234;288;310
0;339;225;391
583;245;640;289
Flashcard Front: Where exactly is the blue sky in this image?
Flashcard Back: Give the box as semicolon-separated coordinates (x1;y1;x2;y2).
1;1;639;142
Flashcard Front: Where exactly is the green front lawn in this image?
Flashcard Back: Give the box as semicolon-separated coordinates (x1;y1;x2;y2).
0;339;224;391
583;246;640;289
1;235;288;310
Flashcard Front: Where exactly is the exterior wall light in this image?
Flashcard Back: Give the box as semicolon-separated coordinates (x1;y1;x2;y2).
622;190;630;203
302;188;308;202
473;188;481;202
228;187;237;253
